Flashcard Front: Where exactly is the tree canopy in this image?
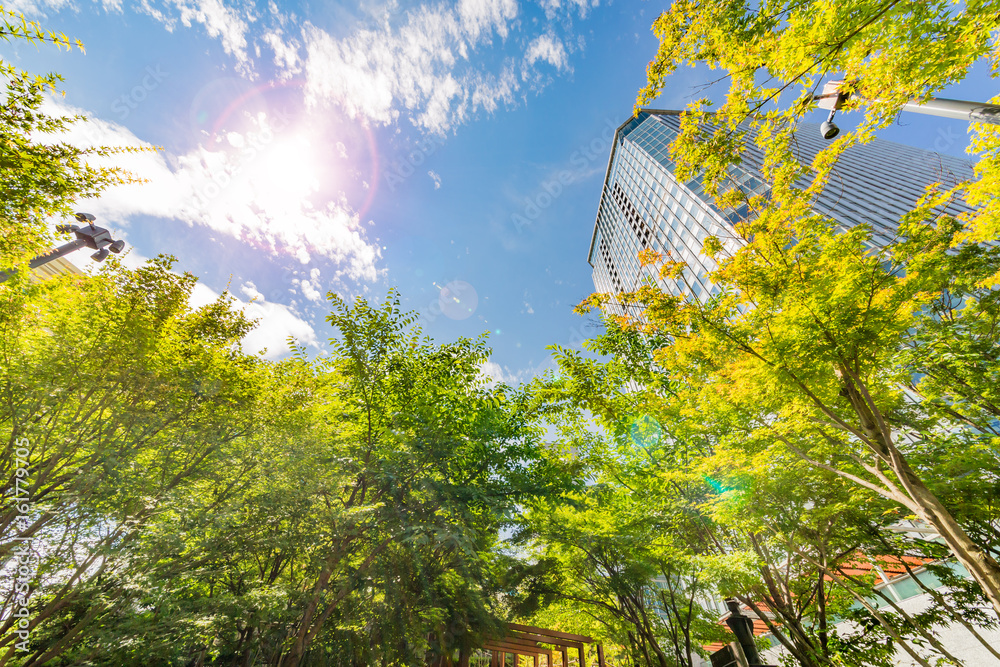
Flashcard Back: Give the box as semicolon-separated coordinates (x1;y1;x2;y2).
0;259;575;665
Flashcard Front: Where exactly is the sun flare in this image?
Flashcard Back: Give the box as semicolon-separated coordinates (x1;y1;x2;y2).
250;134;324;205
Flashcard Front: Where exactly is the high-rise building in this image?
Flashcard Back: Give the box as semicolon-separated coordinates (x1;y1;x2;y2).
587;109;975;301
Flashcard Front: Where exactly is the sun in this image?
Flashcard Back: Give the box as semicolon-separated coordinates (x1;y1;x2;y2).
248;133;326;206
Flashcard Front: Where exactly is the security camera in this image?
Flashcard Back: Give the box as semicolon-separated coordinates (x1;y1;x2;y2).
821;110;840;140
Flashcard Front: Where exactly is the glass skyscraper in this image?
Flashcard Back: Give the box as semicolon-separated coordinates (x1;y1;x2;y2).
588;110;976;300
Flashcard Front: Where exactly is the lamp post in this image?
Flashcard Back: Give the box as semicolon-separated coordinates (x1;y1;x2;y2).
815;79;1000;140
0;213;126;283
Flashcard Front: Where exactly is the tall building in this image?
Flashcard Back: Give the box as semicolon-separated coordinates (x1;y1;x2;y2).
587;109;975;301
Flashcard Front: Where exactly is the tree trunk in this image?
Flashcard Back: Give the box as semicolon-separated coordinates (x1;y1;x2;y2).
899;462;1000;619
840;370;1000;619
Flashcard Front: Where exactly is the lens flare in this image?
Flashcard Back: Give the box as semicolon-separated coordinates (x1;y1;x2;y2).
629;414;662;450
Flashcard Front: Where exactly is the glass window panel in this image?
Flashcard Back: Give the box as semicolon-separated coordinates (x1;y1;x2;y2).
916;569;943;590
891;577;922;601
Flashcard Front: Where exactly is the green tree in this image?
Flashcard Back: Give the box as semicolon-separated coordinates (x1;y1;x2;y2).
269;291;567;666
517;485;730;667
22;290;570;666
636;0;999;238
579;215;1000;621
523;321;979;666
631;0;1000;617
0;256;291;665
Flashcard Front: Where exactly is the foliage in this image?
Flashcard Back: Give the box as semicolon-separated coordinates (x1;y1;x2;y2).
1;5;83;79
636;0;1000;236
0;256;286;665
520;0;1000;655
577;0;1000;645
0;4;148;271
0;269;571;665
0;10;575;662
247;290;570;667
515;481;731;667
518;312;997;665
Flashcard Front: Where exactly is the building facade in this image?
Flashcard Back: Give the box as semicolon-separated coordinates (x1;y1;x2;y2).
587;109;976;301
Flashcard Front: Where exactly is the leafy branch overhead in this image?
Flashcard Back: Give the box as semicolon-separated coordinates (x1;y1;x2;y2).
639;0;1000;252
0;5;154;274
0;5;84;84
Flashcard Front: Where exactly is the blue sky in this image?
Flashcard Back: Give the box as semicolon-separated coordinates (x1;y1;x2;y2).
5;0;996;382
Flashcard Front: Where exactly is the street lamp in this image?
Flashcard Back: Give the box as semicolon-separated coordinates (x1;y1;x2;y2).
815;79;1000;140
0;213;126;283
47;213;126;264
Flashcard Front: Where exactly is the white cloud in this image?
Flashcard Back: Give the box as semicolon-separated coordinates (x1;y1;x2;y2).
46;96;382;284
240;280;263;301
145;0;251;66
428;170;442;189
468;64;518;113
191;281;318;358
262;28;301;75
241;298;318;358
524;33;569;71
479;358;554;388
457;0;517;41
539;0;599;20
75;250;316;360
3;0;73;16
300;0;528;133
479;360;511;387
12;0;585;133
293;267;324;303
6;0;249;64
